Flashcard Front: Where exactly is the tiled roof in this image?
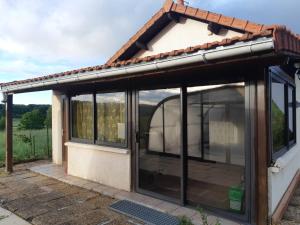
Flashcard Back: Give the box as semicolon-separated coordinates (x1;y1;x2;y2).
107;0;268;64
0;30;274;88
1;0;300;89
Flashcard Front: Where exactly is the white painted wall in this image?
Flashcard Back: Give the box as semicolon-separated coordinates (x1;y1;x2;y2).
268;75;300;215
135;17;243;58
52;91;63;165
66;142;131;191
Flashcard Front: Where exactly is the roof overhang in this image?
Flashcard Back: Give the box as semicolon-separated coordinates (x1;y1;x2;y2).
0;38;275;94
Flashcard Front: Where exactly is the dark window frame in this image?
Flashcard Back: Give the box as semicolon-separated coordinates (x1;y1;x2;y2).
70;90;128;149
135;81;253;223
70;93;95;144
269;67;296;161
95;91;128;148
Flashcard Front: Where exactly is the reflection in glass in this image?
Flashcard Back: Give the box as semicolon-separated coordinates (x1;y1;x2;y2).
187;83;246;214
271;80;286;152
138;88;181;200
97;92;126;145
71;94;93;140
288;87;295;143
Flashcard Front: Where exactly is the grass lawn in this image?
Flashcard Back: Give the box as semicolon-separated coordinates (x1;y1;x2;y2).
0;119;52;167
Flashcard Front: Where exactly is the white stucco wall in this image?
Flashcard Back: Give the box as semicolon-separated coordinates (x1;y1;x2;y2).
268;75;300;215
135;17;243;58
52;91;63;165
66;142;131;191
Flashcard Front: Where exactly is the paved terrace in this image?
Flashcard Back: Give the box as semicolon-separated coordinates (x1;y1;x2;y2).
0;161;239;225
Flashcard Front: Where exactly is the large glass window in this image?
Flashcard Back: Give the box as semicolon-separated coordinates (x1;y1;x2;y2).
70;91;127;147
71;94;94;140
271;79;286;152
138;88;181;200
96;92;126;145
187;83;246;214
271;70;296;158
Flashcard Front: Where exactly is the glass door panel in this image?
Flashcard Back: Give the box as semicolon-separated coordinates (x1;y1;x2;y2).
138;88;181;200
187;83;246;214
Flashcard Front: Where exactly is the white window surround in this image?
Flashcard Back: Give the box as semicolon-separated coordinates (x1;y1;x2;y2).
65;142;129;155
269;146;299;173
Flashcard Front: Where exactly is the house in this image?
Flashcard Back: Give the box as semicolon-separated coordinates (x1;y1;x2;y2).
1;0;300;224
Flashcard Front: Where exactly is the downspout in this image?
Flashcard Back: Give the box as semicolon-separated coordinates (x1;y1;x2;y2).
0;38;274;93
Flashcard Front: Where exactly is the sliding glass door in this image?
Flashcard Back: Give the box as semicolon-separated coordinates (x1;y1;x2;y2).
136;82;250;218
186;83;246;214
137;88;182;201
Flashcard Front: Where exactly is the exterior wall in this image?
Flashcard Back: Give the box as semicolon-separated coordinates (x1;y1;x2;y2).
66;142;131;191
135;17;243;58
268;75;300;215
52;91;63;165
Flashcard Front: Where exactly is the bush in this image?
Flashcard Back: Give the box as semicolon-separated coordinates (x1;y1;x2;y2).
18;109;46;130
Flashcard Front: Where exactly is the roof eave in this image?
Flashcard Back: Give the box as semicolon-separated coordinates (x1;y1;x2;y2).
0;38;274;94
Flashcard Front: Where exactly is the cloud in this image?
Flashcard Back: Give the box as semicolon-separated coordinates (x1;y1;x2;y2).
0;0;165;63
0;0;299;105
0;0;299;64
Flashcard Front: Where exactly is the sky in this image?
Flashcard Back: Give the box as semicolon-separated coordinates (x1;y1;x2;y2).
0;0;299;105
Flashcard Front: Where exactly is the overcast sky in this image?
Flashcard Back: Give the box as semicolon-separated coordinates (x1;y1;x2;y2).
0;0;299;104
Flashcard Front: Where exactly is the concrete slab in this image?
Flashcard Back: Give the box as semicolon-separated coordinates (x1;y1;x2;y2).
0;207;31;225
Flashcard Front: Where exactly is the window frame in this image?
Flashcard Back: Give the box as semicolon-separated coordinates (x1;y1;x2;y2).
69;90;128;149
95;91;128;148
70;93;95;144
269;67;296;161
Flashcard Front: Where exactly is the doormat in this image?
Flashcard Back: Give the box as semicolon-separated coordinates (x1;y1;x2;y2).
109;200;179;225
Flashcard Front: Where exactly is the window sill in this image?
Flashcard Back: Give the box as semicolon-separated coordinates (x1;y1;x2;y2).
65;142;130;155
270;146;299;173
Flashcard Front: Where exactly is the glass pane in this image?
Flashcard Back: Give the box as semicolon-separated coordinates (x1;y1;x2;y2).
288;86;295;143
71;94;93;140
138;88;181;200
96;92;126;145
187;83;246;214
271;79;286;152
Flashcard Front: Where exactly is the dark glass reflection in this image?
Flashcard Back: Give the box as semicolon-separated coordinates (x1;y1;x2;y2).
138;88;181;200
288;87;295;143
271;80;286;152
71;94;93;140
187;83;246;214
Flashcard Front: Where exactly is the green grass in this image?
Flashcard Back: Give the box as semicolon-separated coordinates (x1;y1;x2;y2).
0;119;52;167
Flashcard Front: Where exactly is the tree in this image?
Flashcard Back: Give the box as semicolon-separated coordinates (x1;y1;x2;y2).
18;109;45;130
0;116;5;130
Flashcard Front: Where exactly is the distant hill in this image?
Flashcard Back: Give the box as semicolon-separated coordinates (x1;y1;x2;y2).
0;104;51;118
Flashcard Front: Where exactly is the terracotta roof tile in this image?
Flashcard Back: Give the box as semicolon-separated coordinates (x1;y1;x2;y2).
163;0;174;12
231;18;248;31
2;2;300;89
207;12;221;23
175;4;187;14
185;6;198;17
195;9;209;20
107;1;268;65
219;15;234;27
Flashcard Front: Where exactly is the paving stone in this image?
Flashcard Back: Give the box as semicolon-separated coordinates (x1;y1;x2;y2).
170;206;197;218
15;204;51;220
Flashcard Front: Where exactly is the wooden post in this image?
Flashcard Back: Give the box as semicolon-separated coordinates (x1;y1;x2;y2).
5;94;13;173
256;79;269;225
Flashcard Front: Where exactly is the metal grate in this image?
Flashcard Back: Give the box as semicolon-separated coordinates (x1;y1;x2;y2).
110;200;180;225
